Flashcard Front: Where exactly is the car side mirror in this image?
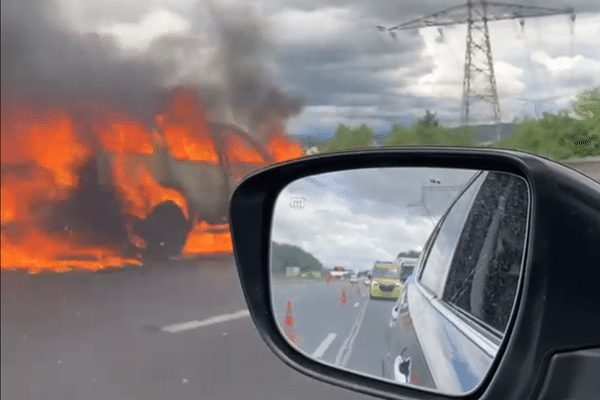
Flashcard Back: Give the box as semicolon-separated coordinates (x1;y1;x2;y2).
230;148;600;400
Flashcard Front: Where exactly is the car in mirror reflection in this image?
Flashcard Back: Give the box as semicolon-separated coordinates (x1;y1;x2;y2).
383;171;529;394
370;262;402;300
268;166;529;396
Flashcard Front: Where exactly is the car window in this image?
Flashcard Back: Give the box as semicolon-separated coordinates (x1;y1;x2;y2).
372;268;399;278
419;173;485;296
443;172;528;332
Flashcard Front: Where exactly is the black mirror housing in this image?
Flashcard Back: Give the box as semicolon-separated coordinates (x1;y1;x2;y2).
230;148;600;400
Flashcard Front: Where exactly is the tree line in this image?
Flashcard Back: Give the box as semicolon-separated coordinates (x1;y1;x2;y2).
315;88;599;160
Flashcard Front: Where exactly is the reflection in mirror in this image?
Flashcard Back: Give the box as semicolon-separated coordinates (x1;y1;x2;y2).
270;168;529;395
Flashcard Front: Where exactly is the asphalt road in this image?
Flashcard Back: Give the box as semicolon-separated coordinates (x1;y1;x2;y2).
1;257;381;400
272;280;398;381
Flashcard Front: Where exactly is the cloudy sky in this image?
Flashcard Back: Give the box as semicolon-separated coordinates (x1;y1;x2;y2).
271;167;477;271
4;0;599;135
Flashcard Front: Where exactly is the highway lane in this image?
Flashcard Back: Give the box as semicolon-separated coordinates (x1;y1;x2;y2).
344;299;397;377
1;257;379;400
271;279;398;383
272;280;368;365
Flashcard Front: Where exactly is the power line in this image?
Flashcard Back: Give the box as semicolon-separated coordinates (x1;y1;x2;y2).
379;1;574;137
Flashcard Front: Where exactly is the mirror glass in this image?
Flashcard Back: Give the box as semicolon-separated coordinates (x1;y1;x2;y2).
270;167;529;395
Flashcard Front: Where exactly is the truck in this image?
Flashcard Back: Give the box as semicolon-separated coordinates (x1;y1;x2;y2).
330;266;352;280
398;259;417;283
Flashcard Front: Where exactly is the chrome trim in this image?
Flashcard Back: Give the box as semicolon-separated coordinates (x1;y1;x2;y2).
415;281;498;357
415;280;437;302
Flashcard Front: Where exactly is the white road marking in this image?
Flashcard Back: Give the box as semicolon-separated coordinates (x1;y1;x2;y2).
340;300;370;367
161;309;250;333
353;302;359;307
312;333;337;358
335;299;369;366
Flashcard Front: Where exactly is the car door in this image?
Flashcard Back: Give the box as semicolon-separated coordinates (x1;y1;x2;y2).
384;171;528;394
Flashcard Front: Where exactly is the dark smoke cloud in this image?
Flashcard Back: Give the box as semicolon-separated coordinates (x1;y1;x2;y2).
1;0;302;132
196;2;304;131
1;0;168;119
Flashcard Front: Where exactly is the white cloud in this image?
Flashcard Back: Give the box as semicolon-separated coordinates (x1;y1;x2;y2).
270;7;355;45
271;168;475;271
531;51;600;76
389;12;600;124
99;9;190;52
273;192;432;271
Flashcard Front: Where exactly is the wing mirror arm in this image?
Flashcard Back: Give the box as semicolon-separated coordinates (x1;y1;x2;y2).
391;304;400;321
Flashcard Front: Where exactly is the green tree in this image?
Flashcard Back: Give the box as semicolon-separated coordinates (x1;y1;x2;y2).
568;88;600;157
318;124;374;152
498;88;600;159
498;112;576;159
383;110;476;147
572;88;600;121
397;250;421;259
418;110;440;128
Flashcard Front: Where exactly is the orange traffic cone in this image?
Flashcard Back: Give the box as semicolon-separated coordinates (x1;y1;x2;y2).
281;299;299;346
281;299;296;329
284;331;299;346
340;288;349;306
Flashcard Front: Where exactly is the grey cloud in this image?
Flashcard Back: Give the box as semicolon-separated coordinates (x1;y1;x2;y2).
1;0;165;119
273;40;427;119
4;0;597;136
268;0;598;130
1;0;305;136
280;167;476;220
272;197;433;270
271;166;482;270
272;0;597;20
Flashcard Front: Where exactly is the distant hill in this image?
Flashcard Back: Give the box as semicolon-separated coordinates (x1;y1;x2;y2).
271;242;324;273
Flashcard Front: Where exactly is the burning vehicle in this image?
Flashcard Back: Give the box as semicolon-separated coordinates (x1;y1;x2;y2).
96;120;272;261
1;0;305;273
1;89;304;272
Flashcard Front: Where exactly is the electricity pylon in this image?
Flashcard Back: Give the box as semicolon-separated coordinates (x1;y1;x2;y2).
378;1;574;135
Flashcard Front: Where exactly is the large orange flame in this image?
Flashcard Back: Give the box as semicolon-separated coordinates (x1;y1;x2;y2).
182;222;233;254
225;134;265;164
1;108;90;187
93;110;154;155
1;107;138;273
111;155;189;220
1;89;305;273
156;91;218;163
264;120;304;162
1;231;141;274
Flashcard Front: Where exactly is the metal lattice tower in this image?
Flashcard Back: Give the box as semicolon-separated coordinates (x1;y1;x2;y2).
379;1;574;133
